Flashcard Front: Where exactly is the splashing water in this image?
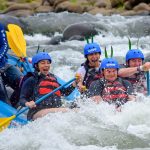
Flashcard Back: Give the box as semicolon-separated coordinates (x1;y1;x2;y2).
1;14;150;150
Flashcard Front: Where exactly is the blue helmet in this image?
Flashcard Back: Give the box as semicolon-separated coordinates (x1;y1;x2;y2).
84;42;101;57
32;52;52;67
126;49;144;62
100;58;120;70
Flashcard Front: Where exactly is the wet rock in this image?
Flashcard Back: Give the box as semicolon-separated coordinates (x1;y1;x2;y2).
0;14;24;30
95;0;107;8
3;3;33;14
49;35;63;45
121;10;139;16
63;23;98;41
29;1;41;9
55;1;83;13
35;5;53;13
6;9;34;17
53;0;68;8
123;0;150;8
41;0;54;6
124;1;132;10
88;7;114;15
133;3;150;12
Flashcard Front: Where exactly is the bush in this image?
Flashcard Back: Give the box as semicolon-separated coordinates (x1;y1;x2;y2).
0;0;7;10
70;0;78;3
17;0;36;3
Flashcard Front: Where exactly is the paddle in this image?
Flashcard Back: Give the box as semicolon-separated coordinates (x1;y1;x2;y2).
0;77;76;132
146;71;150;96
6;31;22;58
6;24;33;73
7;24;26;57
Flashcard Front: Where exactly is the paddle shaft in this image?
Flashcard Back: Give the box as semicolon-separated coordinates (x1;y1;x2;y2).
146;71;150;96
16;78;76;117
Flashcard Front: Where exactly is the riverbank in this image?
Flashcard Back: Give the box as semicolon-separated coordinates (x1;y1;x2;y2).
0;0;150;17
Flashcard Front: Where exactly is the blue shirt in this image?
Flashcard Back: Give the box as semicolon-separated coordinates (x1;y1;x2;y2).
0;23;8;68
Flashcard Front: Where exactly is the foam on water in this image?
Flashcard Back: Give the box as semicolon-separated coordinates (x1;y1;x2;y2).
1;97;150;150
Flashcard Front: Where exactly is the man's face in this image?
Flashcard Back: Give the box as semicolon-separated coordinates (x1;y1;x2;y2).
103;68;118;82
128;58;143;67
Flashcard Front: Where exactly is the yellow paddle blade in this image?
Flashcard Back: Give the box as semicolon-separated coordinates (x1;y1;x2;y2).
6;31;23;58
8;24;27;57
0;115;16;132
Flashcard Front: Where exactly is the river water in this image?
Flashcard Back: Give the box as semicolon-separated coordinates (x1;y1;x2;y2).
0;12;150;150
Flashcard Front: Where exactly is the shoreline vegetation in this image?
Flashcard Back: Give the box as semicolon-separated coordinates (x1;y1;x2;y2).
0;0;149;17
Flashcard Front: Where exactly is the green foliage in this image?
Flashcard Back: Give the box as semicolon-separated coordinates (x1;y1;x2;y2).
116;0;125;9
88;1;95;6
70;0;77;3
18;0;36;3
0;0;7;11
25;0;33;2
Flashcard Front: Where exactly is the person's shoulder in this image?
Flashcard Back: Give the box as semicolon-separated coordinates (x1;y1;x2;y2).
90;79;103;87
76;65;86;74
78;65;86;70
24;75;35;83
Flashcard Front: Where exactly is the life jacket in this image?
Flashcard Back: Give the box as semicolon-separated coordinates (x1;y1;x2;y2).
37;74;61;97
121;64;147;94
33;73;62;106
102;78;128;104
82;62;103;89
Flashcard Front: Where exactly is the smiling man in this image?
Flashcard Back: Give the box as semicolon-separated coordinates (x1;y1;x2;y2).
118;49;150;95
88;57;135;109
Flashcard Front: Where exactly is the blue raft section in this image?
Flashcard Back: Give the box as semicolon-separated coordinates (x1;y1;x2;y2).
0;101;28;127
0;54;80;128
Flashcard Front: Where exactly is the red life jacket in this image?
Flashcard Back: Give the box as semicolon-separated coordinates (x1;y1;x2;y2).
120;64;147;94
102;79;128;103
37;74;61;97
125;72;147;94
